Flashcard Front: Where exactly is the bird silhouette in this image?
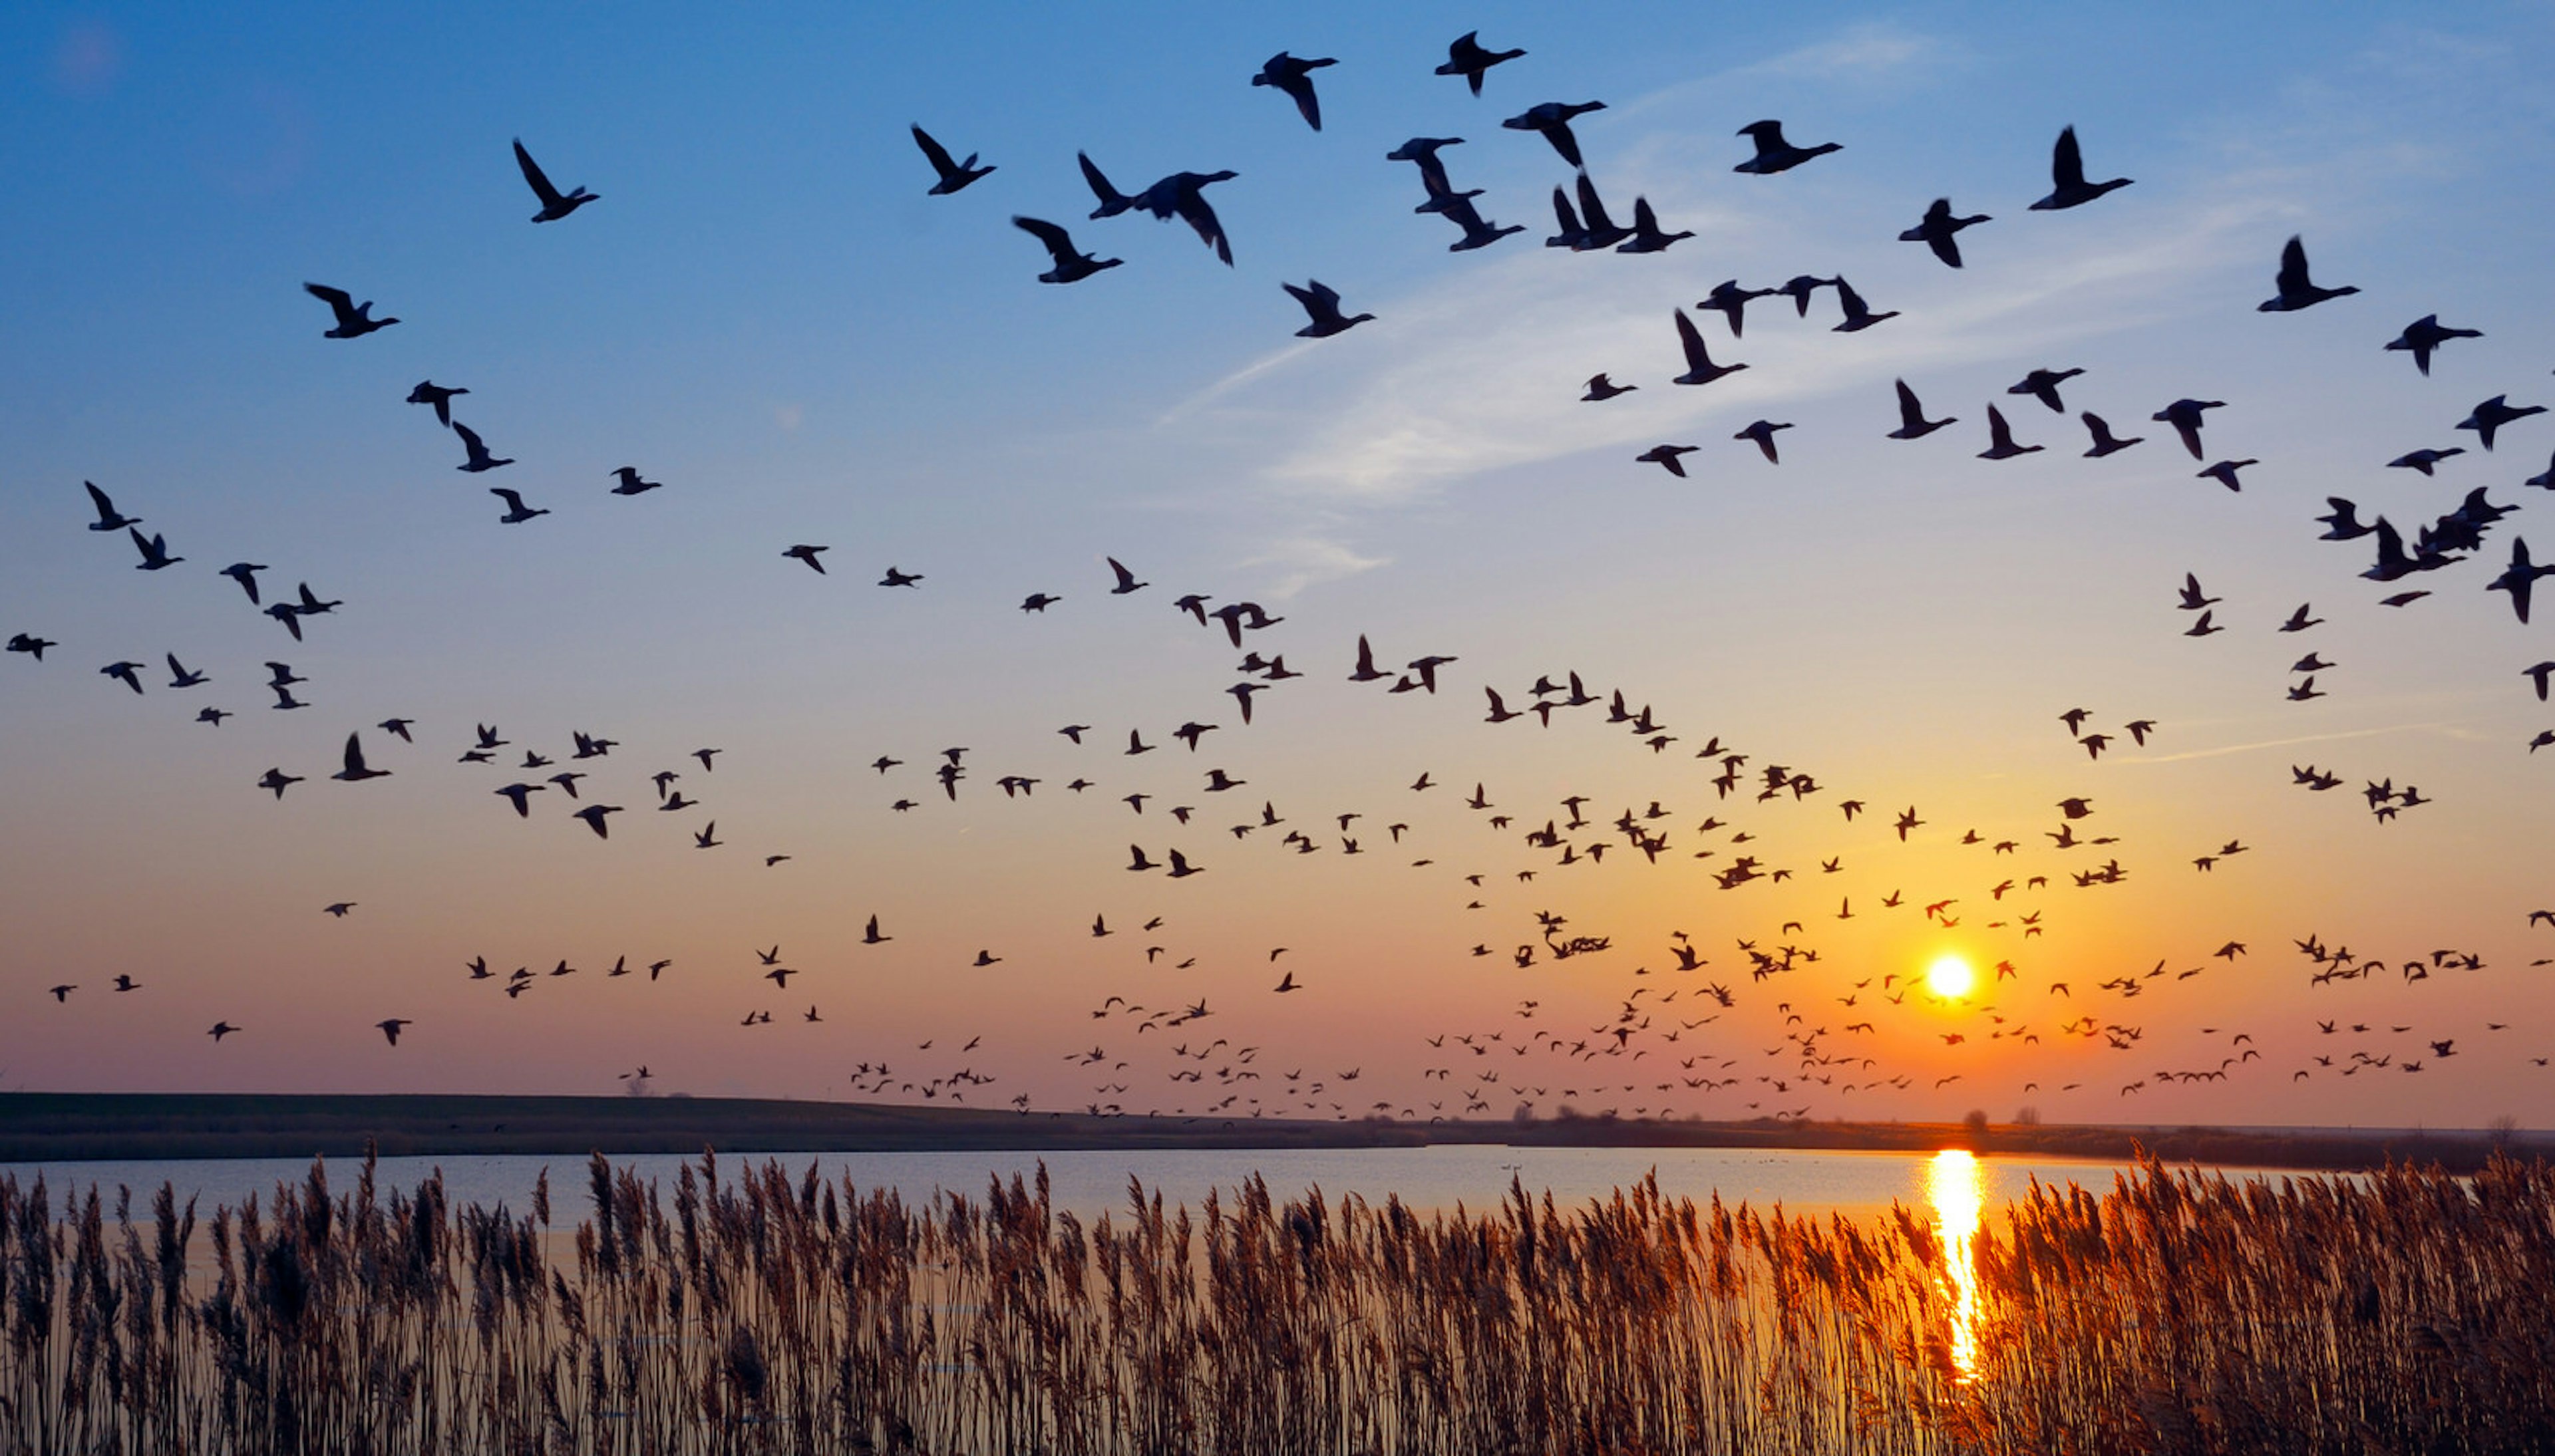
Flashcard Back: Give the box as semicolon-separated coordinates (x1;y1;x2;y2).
454;422;513;473
303;283;398;338
513;138;599;222
1012;216;1122;284
2457;395;2546;451
2258;235;2358;312
1283;279;1373;337
1502;101;1605;167
1436;31;1524;93
490;488;548;525
1733;120;1839;174
83;480;142;531
1977;405;2042;461
2384;315;2481;376
2152;398;2224;460
2030;126;2130;210
332;734;390;783
407;380;467;426
1251;52;1336;130
1900;198;1989;267
910;124;994;194
1671;309;1745;386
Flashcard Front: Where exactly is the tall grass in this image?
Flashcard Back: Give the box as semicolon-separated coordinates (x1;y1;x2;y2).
3;1149;2550;1453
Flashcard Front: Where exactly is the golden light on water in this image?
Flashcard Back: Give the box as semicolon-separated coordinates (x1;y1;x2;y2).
1924;952;1975;1000
1926;1148;1985;1381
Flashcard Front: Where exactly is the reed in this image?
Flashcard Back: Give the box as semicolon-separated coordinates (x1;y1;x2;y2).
3;1149;2549;1454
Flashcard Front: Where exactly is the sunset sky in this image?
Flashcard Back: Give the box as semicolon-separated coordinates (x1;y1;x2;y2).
3;1;2550;1128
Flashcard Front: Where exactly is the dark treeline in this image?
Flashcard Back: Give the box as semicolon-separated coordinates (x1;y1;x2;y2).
1;1092;2524;1172
4;1150;2554;1454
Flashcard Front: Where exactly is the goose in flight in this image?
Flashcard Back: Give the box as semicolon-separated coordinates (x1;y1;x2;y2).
2080;412;2142;458
208;1022;240;1041
490;488;548;524
1283;279;1373;337
303;282;399;338
608;466;663;495
83;480;141;531
1887;380;1956;440
454;422;513;472
257;768;302;798
2030;126;2130;210
514;138;599;222
1132;170;1240;265
101;660;144;693
572;804;622;838
2457;395;2545;451
1977;405;2041;461
784;544;829;573
128;529;182;570
1697;281;1775;337
1900;198;1989;267
1251;52;1336;130
1828;277;1895;332
1733;120;1839;174
377;1018;411;1046
407;380;467;426
1107;556;1147;593
878;566;923;587
1582;373;1635;402
2008;367;2083;413
1671;309;1745;386
2387;448;2463;476
1012;216;1121;284
910;124;994;194
1436;31;1524;93
1021;593;1060;612
1502;101;1605;167
495;783;544;817
164;653;208;688
2486;537;2555;623
2197;458;2255;491
332;733;391;782
2384;315;2480;376
1637;445;1699;476
1735;420;1792;464
2317;498;2375;541
2258;235;2358;312
2151;398;2224;460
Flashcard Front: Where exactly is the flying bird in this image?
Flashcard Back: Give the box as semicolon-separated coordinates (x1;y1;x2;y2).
784;545;830;573
1250;52;1336;131
607;467;663;496
1637;445;1699;477
1900;198;1989;267
1436;31;1524;93
1502;101;1606;167
454;422;513;473
2030;126;2130;210
2008;368;2083;413
1733;120;1839;174
1283;279;1373;337
2258;235;2358;312
2384;315;2481;376
2152;399;2224;460
1671;309;1745;386
2457;395;2546;451
1888;380;1956;440
513;138;599;222
490;488;548;525
910;124;994;194
1012;216;1122;284
407;380;467;426
83;481;142;531
303;283;399;339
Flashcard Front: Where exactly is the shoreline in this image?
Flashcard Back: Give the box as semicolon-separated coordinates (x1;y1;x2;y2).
1;1092;2530;1172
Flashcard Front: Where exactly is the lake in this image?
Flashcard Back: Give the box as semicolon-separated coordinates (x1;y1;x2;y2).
0;1141;2209;1222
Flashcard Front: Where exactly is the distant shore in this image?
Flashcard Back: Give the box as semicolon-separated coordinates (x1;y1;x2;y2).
0;1092;2531;1172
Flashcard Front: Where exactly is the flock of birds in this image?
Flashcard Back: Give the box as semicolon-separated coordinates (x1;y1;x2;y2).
7;27;2550;1126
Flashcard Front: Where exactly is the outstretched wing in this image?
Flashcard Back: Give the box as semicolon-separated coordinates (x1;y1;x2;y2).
342;734;369;775
2051;126;2086;190
911;124;958;177
1011;215;1074;263
2274;235;2311;295
302;282;357;326
513;139;564;207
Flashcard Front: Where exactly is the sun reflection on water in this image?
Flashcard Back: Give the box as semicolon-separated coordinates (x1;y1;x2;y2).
1926;1149;1985;1381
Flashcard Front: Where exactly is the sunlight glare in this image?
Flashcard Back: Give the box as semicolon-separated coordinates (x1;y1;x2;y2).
1924;953;1975;1000
1926;1148;1985;1382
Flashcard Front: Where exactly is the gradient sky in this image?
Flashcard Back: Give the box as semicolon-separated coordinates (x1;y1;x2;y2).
3;1;2552;1129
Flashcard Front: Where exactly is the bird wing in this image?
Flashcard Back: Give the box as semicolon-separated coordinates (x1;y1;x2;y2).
1173;190;1232;265
454;421;486;454
85;480;118;521
1895;379;1925;426
911;124;958;176
2274;235;2311;295
303;282;358;325
343;734;369;774
1011;215;1075;263
1077;152;1124;210
1674;309;1710;372
2051;126;2086;190
514;139;564;207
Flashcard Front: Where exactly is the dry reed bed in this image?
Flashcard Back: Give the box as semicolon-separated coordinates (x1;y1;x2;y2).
3;1151;2550;1455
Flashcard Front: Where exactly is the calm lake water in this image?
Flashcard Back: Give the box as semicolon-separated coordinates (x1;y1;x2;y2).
0;1143;2229;1223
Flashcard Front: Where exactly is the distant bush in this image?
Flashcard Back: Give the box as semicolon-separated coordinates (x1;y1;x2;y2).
2013;1105;2042;1127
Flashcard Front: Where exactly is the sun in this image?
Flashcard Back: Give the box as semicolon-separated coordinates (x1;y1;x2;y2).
1925;953;1975;1000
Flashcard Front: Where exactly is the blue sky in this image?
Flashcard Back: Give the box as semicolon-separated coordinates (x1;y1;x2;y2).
3;2;2552;1126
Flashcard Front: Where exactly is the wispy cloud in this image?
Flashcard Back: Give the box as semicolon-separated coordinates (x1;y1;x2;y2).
1745;22;1947;82
2121;722;2468;765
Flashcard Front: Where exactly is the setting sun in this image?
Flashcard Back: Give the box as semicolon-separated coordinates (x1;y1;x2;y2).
1926;954;1976;1000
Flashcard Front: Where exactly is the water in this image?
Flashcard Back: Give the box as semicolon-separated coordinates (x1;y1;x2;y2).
0;1143;2188;1223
